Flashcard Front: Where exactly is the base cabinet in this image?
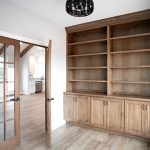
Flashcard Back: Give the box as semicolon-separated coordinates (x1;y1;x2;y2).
91;97;124;132
106;99;124;132
91;98;106;128
125;100;150;138
145;103;150;138
64;93;150;139
77;96;91;125
63;94;76;122
63;94;90;124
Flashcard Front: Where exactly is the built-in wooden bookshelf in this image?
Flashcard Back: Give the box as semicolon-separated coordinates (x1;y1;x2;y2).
67;26;108;95
64;10;150;140
109;19;150;97
66;11;150;98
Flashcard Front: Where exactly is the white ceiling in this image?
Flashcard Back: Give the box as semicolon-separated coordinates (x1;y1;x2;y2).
20;43;45;55
20;42;29;53
8;0;150;27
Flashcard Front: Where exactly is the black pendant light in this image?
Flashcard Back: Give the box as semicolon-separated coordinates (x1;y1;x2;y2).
66;0;94;17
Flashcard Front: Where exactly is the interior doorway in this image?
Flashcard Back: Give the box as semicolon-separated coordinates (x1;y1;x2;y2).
20;43;46;96
19;41;52;148
0;36;52;149
19;43;47;148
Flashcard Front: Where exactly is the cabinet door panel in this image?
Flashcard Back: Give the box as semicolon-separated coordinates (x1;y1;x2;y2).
125;100;144;136
91;98;105;128
77;96;90;124
106;99;124;132
63;94;76;121
144;103;150;138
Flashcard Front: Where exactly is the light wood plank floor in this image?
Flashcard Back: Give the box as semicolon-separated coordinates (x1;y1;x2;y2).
15;94;149;150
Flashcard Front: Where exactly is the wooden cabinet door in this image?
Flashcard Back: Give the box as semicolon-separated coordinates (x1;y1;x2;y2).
106;99;124;132
125;100;145;136
63;94;76;122
144;103;150;138
77;96;90;125
91;97;106;128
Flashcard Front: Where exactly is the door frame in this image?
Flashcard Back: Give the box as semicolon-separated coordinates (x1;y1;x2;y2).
45;40;52;147
0;36;20;150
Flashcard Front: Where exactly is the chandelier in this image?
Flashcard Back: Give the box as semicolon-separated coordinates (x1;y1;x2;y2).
66;0;94;17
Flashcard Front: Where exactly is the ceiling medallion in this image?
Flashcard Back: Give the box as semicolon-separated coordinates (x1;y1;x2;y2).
66;0;94;17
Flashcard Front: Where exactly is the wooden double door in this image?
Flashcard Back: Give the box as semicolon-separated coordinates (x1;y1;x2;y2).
0;36;52;149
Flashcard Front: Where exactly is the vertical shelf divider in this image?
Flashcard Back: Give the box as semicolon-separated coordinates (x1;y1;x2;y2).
66;34;72;92
107;26;112;95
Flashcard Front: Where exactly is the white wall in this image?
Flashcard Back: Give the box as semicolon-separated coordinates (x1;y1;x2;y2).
0;0;66;129
20;53;29;95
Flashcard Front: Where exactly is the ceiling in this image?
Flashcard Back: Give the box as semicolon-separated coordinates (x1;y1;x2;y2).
20;43;45;55
8;0;150;27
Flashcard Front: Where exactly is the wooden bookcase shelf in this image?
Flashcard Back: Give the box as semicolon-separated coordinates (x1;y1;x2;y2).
69;80;107;83
66;14;150;98
68;26;107;43
67;66;107;69
110;19;150;38
111;65;150;69
68;52;107;57
67;39;107;46
66;90;107;96
110;32;150;40
110;49;150;54
111;81;150;84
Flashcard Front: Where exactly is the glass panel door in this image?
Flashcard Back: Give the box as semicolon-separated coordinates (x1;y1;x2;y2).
0;43;4;143
5;45;15;140
0;38;20;150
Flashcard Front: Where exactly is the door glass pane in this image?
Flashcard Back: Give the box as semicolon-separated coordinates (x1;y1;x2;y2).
5;45;14;63
6;101;14;120
5;64;14;82
0;83;4;103
0;63;4;82
0;123;4;142
5;83;14;100
6;119;14;139
0;43;4;62
0;103;4;122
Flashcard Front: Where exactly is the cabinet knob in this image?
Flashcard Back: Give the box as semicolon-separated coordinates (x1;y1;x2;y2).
142;104;145;110
103;101;108;106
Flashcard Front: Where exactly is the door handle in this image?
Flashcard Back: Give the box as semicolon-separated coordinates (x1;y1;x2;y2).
47;98;54;101
10;97;20;101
